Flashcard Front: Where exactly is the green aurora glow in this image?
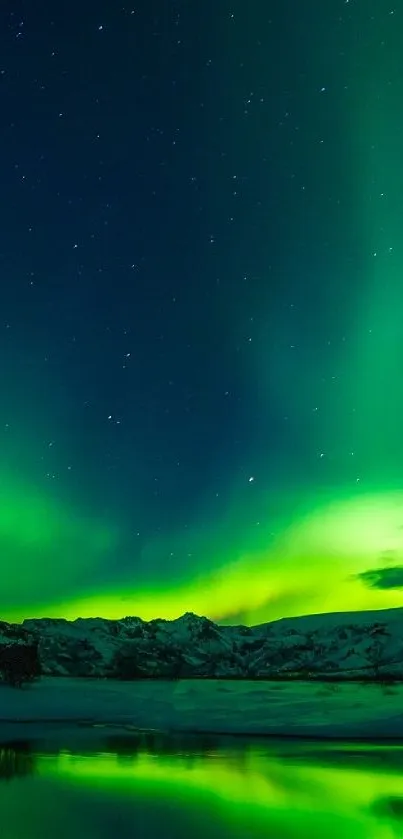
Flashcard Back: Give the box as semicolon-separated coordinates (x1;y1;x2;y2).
2;481;403;625
1;8;403;627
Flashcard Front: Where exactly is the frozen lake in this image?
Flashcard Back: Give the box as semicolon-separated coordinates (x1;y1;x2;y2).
1;678;403;740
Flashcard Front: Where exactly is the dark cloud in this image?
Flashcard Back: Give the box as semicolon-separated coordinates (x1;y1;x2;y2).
357;566;403;590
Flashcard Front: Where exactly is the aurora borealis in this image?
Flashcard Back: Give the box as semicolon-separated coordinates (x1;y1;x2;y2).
1;1;403;625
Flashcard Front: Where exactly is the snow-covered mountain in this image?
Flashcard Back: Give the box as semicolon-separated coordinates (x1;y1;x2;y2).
2;607;403;681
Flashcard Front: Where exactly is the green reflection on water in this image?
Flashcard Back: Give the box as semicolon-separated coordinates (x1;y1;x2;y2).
1;736;403;838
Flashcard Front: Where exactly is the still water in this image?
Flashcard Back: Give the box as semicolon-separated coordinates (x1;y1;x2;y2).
1;732;403;838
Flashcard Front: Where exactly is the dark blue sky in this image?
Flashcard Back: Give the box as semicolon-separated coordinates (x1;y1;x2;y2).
1;0;403;624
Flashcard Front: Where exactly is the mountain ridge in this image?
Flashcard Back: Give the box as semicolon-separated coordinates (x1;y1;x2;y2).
1;606;403;681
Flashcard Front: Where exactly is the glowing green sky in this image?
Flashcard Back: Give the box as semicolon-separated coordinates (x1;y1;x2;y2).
1;3;403;625
3;479;403;625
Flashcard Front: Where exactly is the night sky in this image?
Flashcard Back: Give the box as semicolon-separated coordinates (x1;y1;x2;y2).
1;0;403;625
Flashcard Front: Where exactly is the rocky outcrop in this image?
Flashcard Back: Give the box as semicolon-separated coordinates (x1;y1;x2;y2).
0;622;41;686
0;607;397;681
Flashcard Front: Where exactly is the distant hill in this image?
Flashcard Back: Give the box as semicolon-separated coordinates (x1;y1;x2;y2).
1;607;403;681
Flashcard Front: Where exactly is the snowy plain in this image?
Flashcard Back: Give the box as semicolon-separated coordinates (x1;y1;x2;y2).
1;677;403;742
